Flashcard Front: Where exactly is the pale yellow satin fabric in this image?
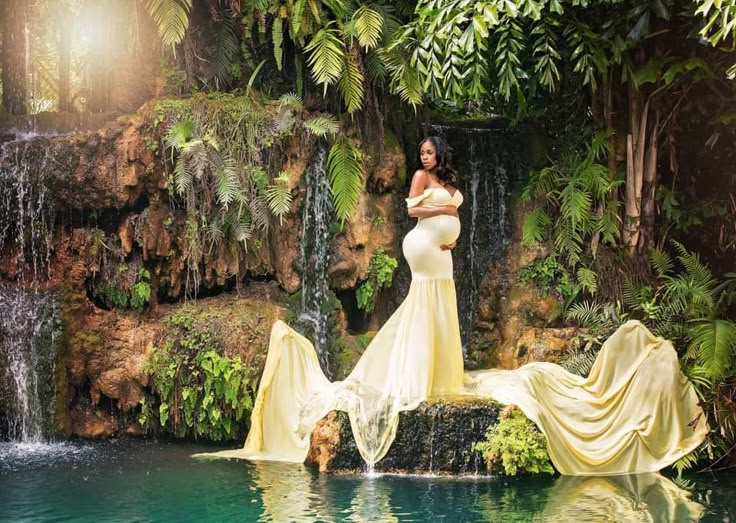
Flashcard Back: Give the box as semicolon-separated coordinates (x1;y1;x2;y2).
200;188;708;475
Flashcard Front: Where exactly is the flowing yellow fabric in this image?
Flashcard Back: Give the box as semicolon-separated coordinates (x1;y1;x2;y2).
200;187;708;474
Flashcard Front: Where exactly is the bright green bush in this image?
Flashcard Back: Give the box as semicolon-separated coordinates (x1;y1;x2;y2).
140;311;256;441
356;247;398;313
473;407;555;476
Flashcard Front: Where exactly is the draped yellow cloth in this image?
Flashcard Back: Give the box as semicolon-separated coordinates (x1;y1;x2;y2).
201;187;708;475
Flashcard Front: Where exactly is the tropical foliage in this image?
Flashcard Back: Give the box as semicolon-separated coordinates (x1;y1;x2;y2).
562;243;736;474
356;247;399;313
140;310;256;441
473;406;555;476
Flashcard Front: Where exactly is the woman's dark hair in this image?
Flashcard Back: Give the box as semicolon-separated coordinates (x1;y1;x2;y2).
416;136;458;186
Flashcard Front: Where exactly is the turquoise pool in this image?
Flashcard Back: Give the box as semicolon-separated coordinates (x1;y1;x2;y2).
0;440;731;522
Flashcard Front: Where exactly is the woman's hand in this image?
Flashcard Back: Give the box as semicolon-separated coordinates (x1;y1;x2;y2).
440;240;457;251
444;205;459;217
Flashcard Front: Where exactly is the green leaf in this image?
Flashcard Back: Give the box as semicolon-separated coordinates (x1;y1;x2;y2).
338;51;365;113
522;208;552;245
303;114;340;137
690;319;736;380
305;23;346;89
146;0;193;50
327;138;363;227
353;6;383;50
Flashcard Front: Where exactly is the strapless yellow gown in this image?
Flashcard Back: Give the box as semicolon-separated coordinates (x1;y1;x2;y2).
202;187;708;475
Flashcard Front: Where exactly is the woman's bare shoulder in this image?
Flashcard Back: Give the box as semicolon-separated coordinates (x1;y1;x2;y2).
412;169;428;180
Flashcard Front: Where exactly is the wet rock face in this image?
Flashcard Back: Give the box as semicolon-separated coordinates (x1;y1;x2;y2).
62;283;286;438
307;398;500;474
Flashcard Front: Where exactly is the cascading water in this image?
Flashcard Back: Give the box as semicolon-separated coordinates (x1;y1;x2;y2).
0;286;61;442
0;135;56;282
295;142;335;378
0;134;60;442
433;125;526;357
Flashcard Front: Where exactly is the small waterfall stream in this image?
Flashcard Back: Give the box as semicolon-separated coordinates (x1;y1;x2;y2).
295;143;335;378
0;134;60;442
0;135;56;282
435;125;525;357
0;286;61;441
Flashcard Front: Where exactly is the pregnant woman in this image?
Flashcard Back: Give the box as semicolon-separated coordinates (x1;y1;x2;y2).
203;136;707;475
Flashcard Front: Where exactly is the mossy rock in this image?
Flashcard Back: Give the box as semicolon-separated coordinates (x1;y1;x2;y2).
308;397;501;474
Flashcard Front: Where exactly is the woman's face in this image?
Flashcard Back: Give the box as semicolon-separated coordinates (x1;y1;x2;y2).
419;141;437;172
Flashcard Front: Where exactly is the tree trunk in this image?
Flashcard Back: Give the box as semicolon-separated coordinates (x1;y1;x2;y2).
58;6;72;112
638;107;660;255
1;0;27;114
623;85;650;255
591;72;618;258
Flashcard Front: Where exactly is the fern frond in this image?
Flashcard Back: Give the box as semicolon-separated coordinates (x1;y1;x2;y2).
273;16;284;71
650;247;674;278
566;301;605;329
560;348;599;377
672;450;700;480
673;240;717;291
338;50;365;113
249;195;270;234
305;22;346;89
266;172;293;225
213;154;239;207
522;208;552;246
690;319;736;380
146;0;193;49
559;182;592;231
577;267;597;295
366;49;386;82
208;15;240;88
173;156;192;196
165;118;194;152
303;114;340;137
279;92;304;110
353;6;383;50
327;138;363;227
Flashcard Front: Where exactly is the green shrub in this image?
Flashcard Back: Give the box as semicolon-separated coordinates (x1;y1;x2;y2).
356;247;398;313
141;311;256;440
473;407;555;476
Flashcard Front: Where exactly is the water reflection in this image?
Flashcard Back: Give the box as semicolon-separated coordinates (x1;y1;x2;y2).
538;474;705;522
251;462;705;522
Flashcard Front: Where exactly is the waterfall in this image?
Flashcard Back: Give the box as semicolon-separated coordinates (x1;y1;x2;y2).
432;125;526;357
0;135;56;282
296;142;335;378
0;286;61;442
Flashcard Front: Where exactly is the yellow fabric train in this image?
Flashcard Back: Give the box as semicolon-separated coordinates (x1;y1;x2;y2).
202;187;708;475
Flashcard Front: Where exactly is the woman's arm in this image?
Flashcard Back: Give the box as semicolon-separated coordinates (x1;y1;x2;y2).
409;205;459;218
406;170;459;218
